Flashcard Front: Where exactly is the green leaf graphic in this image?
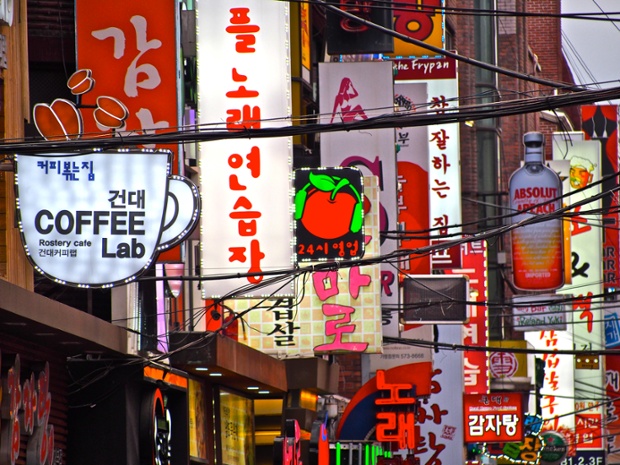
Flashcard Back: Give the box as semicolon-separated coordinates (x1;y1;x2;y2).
294;186;309;220
350;202;363;233
309;172;336;191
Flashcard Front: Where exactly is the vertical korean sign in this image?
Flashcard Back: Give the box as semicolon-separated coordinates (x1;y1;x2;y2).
393;57;460;274
553;133;604;452
319;61;399;336
75;0;181;261
445;240;489;395
197;0;294;298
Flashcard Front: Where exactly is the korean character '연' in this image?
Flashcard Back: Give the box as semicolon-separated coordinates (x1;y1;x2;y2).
228;146;261;178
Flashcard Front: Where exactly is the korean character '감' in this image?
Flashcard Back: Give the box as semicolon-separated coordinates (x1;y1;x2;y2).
468;415;484;436
226;8;260;53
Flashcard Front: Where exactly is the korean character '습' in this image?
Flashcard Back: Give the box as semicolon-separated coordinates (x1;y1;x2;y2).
229;196;262;221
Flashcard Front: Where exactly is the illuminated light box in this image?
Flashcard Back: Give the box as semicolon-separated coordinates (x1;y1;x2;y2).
294;167;365;262
15;149;199;287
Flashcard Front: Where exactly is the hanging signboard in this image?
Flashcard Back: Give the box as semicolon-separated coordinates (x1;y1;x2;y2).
463;392;523;443
294;167;365;261
15;150;199;287
512;294;568;331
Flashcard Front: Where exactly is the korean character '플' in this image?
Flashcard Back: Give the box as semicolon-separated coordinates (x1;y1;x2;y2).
226;8;260;53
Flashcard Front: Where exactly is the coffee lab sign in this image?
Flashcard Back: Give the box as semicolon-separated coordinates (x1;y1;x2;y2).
15;149;200;287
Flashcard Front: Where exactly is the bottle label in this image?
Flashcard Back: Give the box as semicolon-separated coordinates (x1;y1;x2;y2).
509;168;564;291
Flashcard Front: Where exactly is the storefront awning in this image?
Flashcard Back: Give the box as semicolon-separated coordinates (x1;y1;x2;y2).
169;331;288;397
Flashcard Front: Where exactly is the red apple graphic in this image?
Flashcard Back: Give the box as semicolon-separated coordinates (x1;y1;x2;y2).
295;171;363;240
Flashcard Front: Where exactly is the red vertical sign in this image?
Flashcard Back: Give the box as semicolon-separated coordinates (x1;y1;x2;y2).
445;240;489;394
75;0;180;260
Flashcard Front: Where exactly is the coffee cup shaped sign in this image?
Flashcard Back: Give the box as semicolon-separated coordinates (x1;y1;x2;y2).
15;150;200;287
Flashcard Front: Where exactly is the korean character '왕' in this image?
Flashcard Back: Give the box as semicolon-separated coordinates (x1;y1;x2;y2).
226;8;260;53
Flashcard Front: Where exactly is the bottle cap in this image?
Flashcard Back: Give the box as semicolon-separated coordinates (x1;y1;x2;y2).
523;132;544;163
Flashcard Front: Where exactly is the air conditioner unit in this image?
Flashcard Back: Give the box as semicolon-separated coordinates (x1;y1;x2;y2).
402;275;469;324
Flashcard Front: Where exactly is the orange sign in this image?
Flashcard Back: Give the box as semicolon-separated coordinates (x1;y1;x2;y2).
75;0;181;260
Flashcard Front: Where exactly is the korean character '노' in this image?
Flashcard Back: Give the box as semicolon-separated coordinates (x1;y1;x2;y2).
226;69;259;98
226;8;260;53
430;128;449;149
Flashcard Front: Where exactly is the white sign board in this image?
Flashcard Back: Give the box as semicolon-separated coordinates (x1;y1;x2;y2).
15;150;199;287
